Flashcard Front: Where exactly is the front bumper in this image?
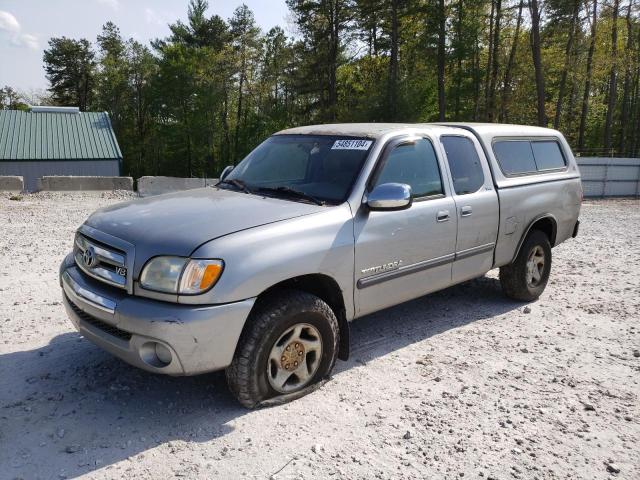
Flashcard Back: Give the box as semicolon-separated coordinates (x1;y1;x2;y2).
60;254;255;375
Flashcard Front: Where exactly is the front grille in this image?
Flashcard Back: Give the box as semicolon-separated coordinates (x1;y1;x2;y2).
74;233;128;289
67;294;132;342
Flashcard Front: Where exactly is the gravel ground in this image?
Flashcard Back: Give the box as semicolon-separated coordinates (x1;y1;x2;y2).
1;192;639;480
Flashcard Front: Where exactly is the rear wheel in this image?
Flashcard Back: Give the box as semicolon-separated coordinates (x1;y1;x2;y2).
226;290;339;408
500;230;552;301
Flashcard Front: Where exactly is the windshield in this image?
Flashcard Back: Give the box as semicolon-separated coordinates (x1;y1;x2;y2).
223;134;374;204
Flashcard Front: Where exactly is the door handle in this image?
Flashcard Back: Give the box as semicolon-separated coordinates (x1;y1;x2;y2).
460;206;473;217
436;210;450;222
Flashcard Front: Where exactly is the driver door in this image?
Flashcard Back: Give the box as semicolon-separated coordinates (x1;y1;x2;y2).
353;136;457;317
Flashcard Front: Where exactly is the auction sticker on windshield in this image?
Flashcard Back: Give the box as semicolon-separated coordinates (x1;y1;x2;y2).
332;139;373;150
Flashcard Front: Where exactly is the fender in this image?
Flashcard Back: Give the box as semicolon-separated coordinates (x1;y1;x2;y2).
511;213;558;263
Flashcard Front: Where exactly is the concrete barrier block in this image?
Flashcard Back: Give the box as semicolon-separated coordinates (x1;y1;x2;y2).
38;176;133;191
137;176;218;197
0;176;24;192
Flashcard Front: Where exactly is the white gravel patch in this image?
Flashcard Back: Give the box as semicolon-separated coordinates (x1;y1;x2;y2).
1;192;639;479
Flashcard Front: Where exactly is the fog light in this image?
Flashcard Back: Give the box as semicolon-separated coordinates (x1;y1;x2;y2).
155;343;173;365
139;341;173;368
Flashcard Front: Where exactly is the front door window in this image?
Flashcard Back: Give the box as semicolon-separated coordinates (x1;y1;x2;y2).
372;138;443;198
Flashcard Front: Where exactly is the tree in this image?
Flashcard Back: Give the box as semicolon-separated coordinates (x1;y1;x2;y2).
356;0;382;55
578;0;598;151
95;22;129;133
604;0;621;151
500;0;524;122
23;0;638;178
261;27;294;128
552;0;580;129
486;0;502;121
437;0;447;120
43;37;96;110
484;0;496;118
287;0;355;121
229;4;262;161
529;0;547;126
389;0;400;120
619;0;636;153
0;86;28;110
453;0;465;118
633;23;640;155
163;0;228;49
126;40;157;178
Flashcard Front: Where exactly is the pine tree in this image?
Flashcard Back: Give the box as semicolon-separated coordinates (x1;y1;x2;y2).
43;37;96;110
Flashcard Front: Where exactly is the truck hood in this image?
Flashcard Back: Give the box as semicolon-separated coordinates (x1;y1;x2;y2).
84;187;325;266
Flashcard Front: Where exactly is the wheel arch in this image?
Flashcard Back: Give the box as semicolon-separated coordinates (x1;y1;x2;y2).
247;274;350;361
512;214;557;263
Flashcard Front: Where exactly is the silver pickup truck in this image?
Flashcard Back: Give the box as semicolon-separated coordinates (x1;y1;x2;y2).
60;123;581;407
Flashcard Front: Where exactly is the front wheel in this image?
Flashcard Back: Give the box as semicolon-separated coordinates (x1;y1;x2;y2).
500;230;552;301
226;290;339;408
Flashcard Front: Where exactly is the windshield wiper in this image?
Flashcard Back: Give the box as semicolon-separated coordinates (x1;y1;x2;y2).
217;178;252;194
257;186;325;206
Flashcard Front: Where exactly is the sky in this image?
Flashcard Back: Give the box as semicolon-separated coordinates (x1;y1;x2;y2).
0;0;290;94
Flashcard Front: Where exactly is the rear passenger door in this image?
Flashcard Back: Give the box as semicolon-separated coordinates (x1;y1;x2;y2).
440;134;499;283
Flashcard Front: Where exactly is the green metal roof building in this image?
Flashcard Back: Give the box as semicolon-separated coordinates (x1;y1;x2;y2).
0;107;122;191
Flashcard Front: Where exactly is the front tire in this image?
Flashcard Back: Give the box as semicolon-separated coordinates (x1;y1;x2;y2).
500;230;552;301
226;290;339;408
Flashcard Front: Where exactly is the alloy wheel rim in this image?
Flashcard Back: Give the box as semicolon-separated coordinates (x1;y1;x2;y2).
526;245;545;287
267;323;323;394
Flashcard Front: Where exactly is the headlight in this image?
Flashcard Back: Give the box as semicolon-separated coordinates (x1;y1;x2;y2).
140;257;223;294
140;257;187;293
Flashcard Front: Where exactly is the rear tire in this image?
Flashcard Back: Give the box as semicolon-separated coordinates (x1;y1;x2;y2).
225;290;339;408
500;230;552;301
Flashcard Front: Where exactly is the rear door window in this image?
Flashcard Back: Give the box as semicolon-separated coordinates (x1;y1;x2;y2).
493;140;537;175
441;136;485;194
531;141;566;170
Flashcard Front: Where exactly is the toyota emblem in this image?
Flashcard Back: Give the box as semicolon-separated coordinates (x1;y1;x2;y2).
82;246;97;268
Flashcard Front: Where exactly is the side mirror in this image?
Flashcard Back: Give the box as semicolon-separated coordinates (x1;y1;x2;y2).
366;183;412;211
220;165;234;181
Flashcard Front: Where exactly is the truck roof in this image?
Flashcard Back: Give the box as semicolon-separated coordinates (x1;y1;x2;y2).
432;122;561;137
276;122;561;139
275;123;430;138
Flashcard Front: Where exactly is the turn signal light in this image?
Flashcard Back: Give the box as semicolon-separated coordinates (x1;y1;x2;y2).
179;260;224;294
